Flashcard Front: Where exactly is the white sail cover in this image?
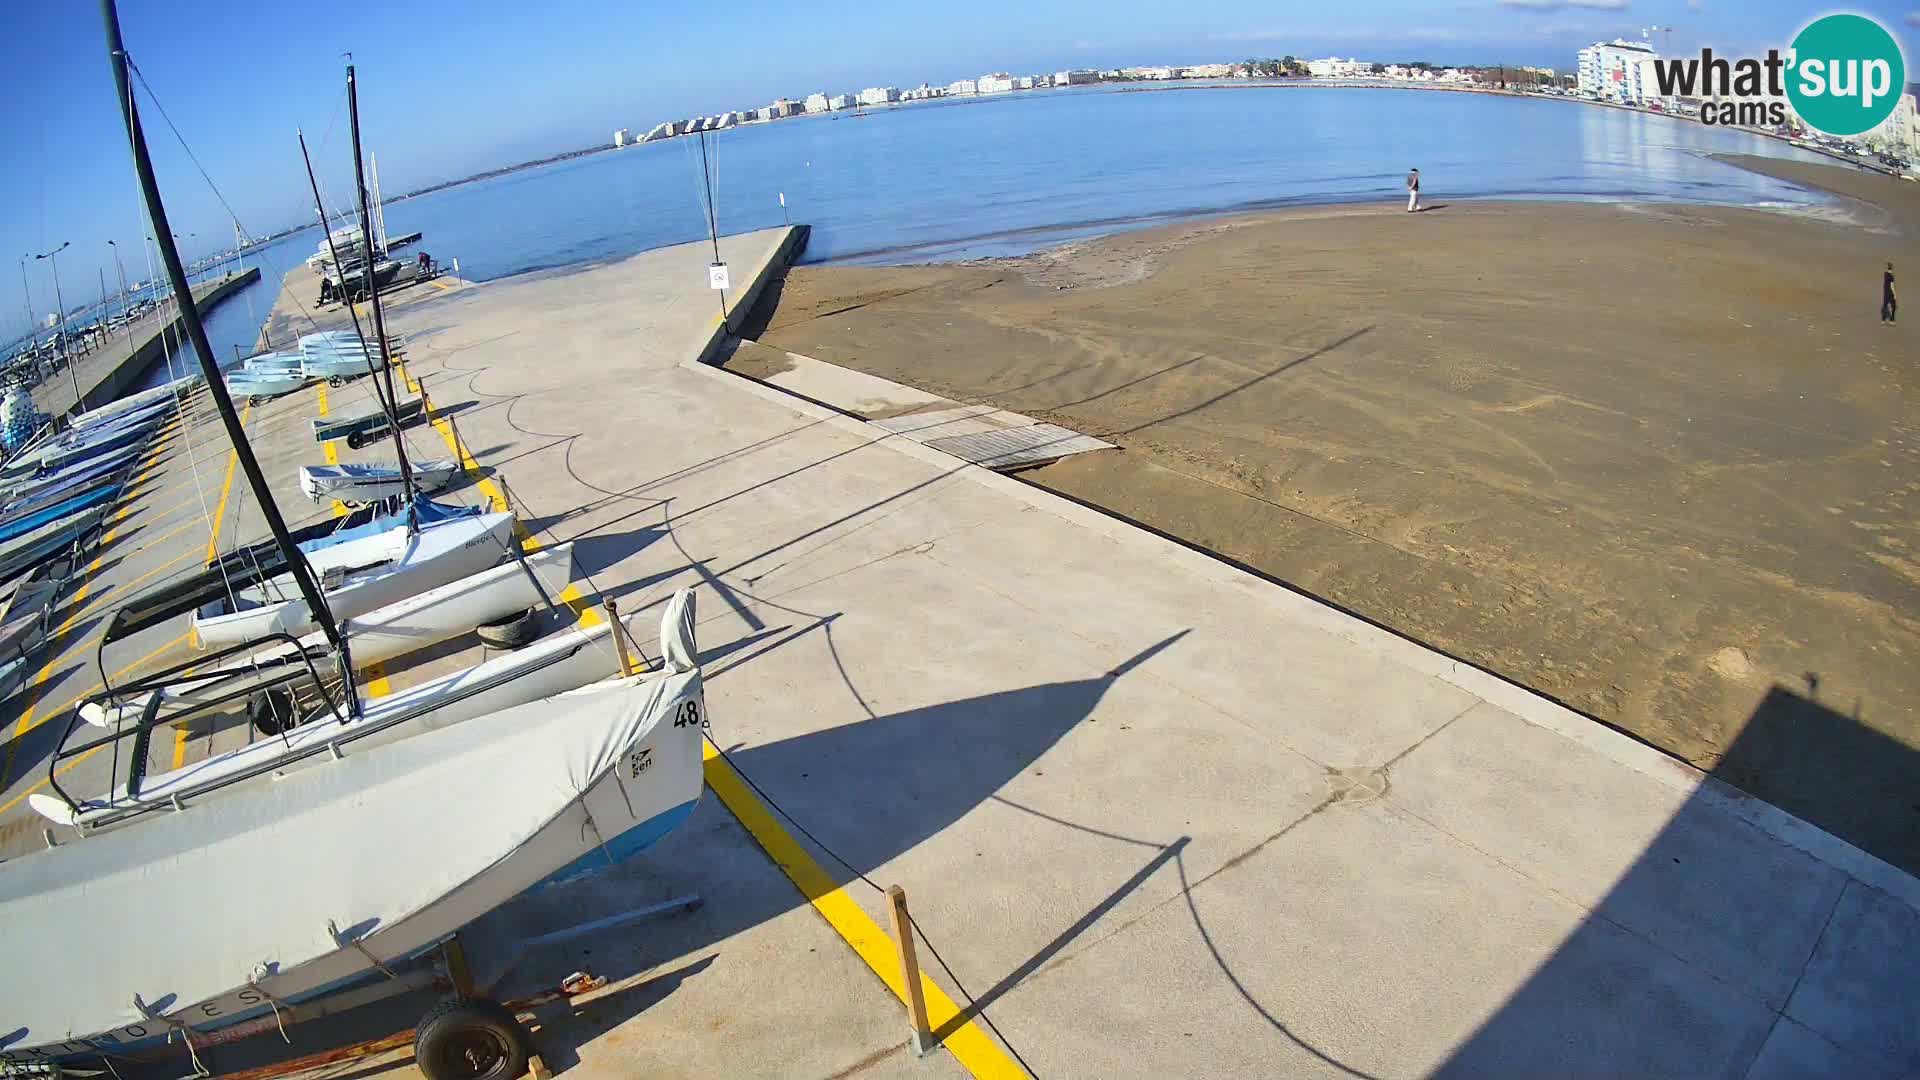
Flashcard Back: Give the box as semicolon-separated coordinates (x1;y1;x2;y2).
0;656;703;1059
299;461;458;503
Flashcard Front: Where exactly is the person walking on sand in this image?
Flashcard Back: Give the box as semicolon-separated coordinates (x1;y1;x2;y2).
1406;168;1421;213
1884;262;1898;324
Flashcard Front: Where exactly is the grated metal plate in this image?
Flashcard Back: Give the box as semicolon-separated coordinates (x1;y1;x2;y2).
921;423;1114;471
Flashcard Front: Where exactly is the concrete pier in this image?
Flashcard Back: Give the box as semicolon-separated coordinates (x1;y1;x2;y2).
0;229;1913;1078
28;267;260;417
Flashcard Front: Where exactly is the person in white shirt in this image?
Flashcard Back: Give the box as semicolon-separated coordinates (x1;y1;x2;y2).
1406;168;1421;213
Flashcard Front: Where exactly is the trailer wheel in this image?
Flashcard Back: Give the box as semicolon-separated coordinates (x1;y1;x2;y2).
413;997;530;1080
346;431;368;450
250;688;299;736
248;395;266;407
328;375;345;388
476;608;539;650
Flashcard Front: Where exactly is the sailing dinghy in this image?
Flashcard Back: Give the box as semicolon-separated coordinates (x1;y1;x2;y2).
77;542;577;731
41;599;652;830
3;591;706;1070
189;509;518;651
301;459;458;505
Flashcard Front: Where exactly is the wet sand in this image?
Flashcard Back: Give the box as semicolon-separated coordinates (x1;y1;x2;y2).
747;157;1920;874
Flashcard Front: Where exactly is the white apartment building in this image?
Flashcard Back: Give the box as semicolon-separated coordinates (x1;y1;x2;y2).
612;128;630;148
830;93;857;110
1055;69;1098;86
1577;39;1659;104
978;73;1015;94
1307;57;1368;78
805;92;830;113
1013;75;1035;90
1186;63;1232;78
948;78;978;95
857;86;899;106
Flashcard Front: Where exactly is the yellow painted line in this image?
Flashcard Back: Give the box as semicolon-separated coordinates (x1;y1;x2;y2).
87;544;204;611
362;662;391;699
316;383;347;518
398;358;516;530
171;727;189;770
0;745;106;819
203;403;252;562
700;741;1028;1080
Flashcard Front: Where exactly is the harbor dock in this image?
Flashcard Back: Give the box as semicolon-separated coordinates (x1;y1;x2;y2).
0;228;1914;1078
28;266;261;417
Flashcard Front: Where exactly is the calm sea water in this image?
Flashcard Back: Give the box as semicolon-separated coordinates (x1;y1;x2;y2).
154;84;1835;387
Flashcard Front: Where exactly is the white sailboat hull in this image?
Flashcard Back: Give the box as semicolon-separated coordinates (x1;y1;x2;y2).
189;511;517;651
2;595;705;1066
300;460;459;504
45;607;643;830
79;544;575;730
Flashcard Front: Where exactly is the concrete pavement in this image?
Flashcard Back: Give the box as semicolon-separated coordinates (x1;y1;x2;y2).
363;226;1918;1077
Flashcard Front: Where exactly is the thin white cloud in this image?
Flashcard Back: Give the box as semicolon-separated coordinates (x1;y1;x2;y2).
1497;0;1630;11
1905;11;1920;27
1217;26;1466;43
1687;0;1705;9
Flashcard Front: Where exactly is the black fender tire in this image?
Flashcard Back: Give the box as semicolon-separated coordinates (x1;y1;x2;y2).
248;395;266;407
476;608;539;650
328;375;344;388
413;996;530;1080
345;431;367;450
249;688;299;736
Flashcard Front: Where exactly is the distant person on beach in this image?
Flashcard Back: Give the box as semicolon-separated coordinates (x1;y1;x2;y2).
1884;262;1897;324
1407;168;1421;213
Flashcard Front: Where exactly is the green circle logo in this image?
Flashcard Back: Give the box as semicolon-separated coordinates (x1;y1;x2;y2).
1787;14;1906;137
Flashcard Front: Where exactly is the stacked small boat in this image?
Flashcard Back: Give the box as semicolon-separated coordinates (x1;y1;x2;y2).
0;376;193;701
227;330;398;403
0;39;709;1077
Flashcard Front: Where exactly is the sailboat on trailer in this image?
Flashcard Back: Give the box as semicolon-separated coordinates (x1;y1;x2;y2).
0;16;707;1074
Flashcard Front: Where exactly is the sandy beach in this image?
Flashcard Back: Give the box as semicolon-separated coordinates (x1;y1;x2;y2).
744;156;1920;874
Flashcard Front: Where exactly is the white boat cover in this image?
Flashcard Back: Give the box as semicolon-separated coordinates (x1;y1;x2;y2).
0;614;704;1061
300;461;458;504
71;377;195;428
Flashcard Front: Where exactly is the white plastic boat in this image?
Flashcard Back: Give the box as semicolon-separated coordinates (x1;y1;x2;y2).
79;543;575;730
188;510;517;651
2;592;705;1069
41;604;648;830
300;459;459;504
226;368;310;402
70;376;196;428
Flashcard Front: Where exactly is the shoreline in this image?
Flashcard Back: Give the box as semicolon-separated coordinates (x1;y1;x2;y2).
751;160;1920;873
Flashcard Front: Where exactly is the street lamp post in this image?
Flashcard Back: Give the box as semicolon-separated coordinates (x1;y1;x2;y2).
17;258;34;359
34;241;79;409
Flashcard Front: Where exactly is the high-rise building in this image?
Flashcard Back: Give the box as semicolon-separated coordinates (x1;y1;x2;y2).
805;92;831;113
978;73;1015;94
948;79;979;96
857;86;899;106
1577;39;1660;104
613;128;630;148
1055;69;1099;86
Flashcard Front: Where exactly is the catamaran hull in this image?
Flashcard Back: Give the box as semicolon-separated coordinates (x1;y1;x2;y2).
188;511;517;651
81;544;576;729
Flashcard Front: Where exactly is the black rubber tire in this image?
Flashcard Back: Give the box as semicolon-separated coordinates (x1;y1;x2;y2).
328;375;344;388
250;688;299;736
248;395;266;407
476;608;539;650
345;431;367;450
413;997;530;1080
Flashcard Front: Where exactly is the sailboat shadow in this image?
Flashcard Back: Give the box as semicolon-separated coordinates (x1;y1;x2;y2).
466;633;1186;1064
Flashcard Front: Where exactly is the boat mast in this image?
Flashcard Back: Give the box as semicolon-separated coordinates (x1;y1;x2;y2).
346;64;418;529
298;129;404;440
101;0;358;707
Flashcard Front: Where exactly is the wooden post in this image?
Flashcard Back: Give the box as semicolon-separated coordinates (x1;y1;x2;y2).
886;885;935;1056
607;598;636;677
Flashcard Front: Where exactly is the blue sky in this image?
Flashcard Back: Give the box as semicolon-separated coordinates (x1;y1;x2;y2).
1;0;1915;338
